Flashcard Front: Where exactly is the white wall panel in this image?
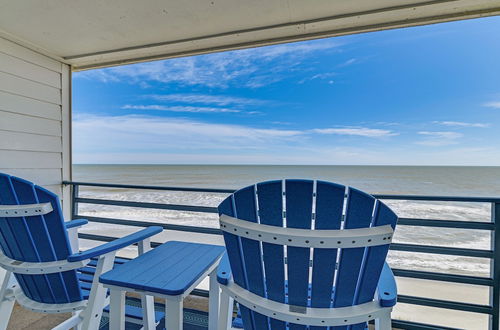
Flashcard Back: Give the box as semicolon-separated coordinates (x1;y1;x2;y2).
0;36;70;213
0;110;61;136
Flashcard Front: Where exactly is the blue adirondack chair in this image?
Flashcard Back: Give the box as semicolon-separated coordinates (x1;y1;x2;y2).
0;173;163;329
216;180;398;330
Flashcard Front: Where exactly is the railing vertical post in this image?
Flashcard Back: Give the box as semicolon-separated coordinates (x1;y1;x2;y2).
71;184;79;220
491;202;500;330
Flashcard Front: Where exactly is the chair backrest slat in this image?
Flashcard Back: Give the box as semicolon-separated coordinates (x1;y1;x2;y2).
349;203;398;330
35;185;83;302
309;181;345;330
284;180;313;330
0;173;83;304
219;180;397;330
257;181;286;330
218;196;257;330
233;185;269;330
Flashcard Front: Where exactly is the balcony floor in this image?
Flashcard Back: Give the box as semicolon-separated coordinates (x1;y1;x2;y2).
7;294;209;329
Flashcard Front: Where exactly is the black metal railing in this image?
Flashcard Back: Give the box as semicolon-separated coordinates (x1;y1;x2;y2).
63;180;500;330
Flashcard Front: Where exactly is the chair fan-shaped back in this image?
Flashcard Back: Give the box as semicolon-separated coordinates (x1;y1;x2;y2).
218;179;397;330
0;173;83;303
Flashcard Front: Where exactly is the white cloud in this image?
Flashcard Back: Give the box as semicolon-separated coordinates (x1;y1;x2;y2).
122;104;242;113
74;40;340;88
147;94;267;107
312;127;398;137
298;72;336;84
433;121;489;128
483;101;500;109
338;58;357;67
73;114;305;155
72;114;500;165
416;131;463;146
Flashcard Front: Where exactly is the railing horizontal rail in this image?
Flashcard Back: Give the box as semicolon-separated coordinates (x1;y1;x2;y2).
392;268;493;286
63;180;500;202
390;242;493;258
397;295;493;314
77;196;495;230
78;211;494;258
80;216;222;235
76;197;219;213
375;194;500;203
78;215;493;258
64;181;234;193
391;320;460;330
398;218;494;230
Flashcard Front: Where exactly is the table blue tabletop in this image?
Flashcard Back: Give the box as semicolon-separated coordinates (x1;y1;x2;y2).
99;241;225;296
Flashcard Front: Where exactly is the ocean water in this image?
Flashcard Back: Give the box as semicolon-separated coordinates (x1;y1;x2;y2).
73;165;500;277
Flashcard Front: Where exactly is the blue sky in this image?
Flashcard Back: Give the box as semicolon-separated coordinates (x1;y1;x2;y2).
73;16;500;165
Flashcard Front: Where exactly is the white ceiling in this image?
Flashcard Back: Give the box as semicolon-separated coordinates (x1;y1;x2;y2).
1;0;499;70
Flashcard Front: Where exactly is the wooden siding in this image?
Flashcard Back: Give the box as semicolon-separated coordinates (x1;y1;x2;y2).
0;37;70;216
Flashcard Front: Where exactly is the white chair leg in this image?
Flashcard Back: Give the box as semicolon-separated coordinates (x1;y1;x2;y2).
141;294;156;330
0;298;14;330
375;311;392;330
81;252;116;329
71;311;83;330
0;268;14;330
208;269;220;330
165;296;183;330
218;289;234;330
109;289;125;330
52;313;83;330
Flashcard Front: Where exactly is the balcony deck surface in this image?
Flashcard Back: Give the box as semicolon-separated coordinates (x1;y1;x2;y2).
7;294;209;329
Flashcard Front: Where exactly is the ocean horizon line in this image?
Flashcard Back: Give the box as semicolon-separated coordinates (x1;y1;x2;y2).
73;163;500;167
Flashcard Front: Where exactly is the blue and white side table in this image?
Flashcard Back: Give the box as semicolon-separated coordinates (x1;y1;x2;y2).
100;241;225;330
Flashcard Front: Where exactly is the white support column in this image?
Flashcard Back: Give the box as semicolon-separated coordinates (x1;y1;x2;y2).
218;289;234;330
81;252;116;329
61;63;72;222
109;289;125;330
67;227;79;253
141;294;156;330
208;269;220;330
138;238;151;255
165;296;183;330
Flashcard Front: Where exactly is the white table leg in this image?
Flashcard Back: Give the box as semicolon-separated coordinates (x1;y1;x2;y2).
218;290;234;330
109;289;125;330
141;294;156;329
166;296;183;330
208;269;220;330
